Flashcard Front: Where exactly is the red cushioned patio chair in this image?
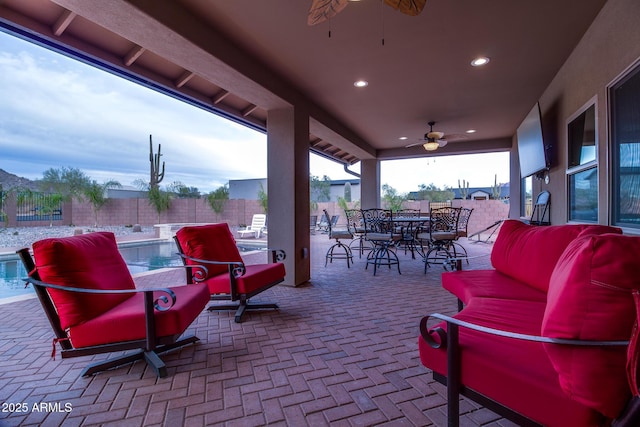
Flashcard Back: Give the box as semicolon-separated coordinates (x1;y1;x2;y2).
174;223;286;323
17;232;210;378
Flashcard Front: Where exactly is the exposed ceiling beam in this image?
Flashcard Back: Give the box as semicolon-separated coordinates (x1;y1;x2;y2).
241;104;258;117
52;9;76;36
123;45;145;66
175;70;194;88
212;89;229;104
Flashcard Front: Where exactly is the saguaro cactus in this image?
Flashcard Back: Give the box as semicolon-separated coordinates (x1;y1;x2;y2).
458;179;470;200
491;174;502;199
149;135;165;190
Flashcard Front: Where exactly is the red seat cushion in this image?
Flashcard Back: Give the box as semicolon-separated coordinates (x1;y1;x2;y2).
32;232;136;330
442;269;547;305
202;263;286;295
175;223;243;279
490;220;621;292
68;283;210;348
419;297;605;426
542;233;640;418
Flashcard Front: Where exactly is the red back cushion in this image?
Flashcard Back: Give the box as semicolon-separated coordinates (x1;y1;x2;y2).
542;233;640;418
175;223;242;279
490;220;621;292
32;232;135;330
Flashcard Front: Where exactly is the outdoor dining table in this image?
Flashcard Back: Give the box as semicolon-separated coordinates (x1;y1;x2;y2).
392;216;431;259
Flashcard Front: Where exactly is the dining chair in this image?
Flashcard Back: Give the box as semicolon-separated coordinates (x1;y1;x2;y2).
418;207;461;273
395;208;422;258
345;208;372;258
361;208;401;275
322;209;354;267
452;207;473;262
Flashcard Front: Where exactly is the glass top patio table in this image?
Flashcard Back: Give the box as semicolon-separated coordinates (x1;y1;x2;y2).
392;216;431;259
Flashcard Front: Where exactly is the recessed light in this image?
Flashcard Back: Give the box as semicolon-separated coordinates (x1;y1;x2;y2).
399;136;408;140
466;129;477;134
354;80;368;88
471;57;490;67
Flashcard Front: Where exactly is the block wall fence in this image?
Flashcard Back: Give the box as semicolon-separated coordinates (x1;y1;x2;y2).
3;195;509;237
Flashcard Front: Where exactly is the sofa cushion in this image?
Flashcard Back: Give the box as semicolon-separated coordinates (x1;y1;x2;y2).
68;283;210;348
419;297;605;426
202;263;286;296
175;223;243;279
542;233;640;419
442;269;547;305
32;232;136;330
490;220;621;292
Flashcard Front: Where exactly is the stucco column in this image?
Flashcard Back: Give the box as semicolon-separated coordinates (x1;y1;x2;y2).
267;107;311;286
360;159;381;209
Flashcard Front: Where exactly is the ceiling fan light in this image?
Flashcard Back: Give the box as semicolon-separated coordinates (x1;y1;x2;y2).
423;141;440;151
427;131;445;140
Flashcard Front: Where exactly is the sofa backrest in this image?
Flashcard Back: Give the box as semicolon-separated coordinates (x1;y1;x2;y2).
32;232;136;330
542;232;640;419
490;220;621;292
175;223;243;280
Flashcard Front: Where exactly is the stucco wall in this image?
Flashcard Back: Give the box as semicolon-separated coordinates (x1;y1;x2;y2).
511;0;640;226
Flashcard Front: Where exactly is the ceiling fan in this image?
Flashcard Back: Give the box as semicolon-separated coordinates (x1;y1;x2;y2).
308;0;426;26
405;121;449;151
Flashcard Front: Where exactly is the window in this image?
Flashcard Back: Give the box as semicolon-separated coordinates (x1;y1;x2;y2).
611;61;640;229
521;175;533;218
567;99;597;222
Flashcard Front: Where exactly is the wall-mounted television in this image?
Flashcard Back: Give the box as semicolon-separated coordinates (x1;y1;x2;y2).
517;102;549;178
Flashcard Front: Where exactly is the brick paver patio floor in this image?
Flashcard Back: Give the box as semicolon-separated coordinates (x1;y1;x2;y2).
0;232;515;427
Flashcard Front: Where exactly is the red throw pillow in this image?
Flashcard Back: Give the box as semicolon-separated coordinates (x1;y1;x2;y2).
542;233;640;418
175;223;243;279
32;232;136;330
490;220;621;292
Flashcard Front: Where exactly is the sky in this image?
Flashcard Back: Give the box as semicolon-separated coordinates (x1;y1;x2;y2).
0;30;509;194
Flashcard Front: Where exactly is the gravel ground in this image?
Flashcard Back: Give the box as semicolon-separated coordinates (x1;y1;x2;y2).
0;225;156;250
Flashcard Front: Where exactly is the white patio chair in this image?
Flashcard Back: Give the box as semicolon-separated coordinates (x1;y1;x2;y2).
237;214;266;238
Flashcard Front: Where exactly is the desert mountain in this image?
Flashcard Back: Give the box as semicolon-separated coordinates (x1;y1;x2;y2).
0;169;39;191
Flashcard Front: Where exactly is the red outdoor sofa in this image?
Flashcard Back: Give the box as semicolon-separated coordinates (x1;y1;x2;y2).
419;220;640;426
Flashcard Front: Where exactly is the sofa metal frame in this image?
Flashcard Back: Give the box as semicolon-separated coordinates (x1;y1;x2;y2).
420;312;633;427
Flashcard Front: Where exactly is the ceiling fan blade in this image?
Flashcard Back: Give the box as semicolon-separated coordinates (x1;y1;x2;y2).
307;0;349;26
404;141;426;148
383;0;426;16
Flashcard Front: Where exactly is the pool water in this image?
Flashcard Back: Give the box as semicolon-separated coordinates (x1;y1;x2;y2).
0;240;266;302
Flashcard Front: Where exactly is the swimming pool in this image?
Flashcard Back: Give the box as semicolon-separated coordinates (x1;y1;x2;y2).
0;239;266;302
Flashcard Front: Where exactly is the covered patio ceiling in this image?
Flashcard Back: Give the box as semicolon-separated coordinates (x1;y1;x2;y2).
0;0;607;166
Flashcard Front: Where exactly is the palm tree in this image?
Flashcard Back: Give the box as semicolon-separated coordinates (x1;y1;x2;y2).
83;180;122;227
148;186;173;223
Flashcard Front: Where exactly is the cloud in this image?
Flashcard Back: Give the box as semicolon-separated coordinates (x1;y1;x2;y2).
0;32;509;196
0;33;268;192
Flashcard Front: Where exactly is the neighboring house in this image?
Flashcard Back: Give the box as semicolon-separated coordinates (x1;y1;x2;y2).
106;186;148;199
229;178;268;200
451;184;510;200
229;178;360;201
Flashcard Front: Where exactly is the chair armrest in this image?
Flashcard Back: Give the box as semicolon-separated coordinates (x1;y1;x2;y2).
420;312;629;348
23;277;177;312
177;253;247;277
